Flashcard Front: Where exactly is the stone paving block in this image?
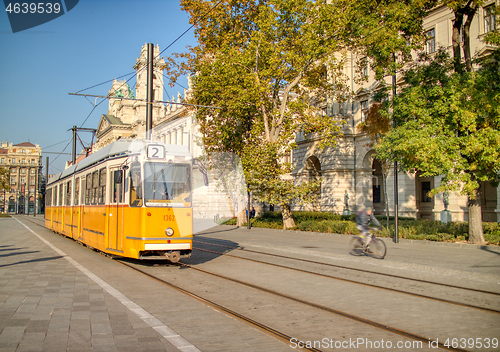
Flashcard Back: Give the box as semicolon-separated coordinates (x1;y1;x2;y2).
17;332;45;349
92;324;112;335
24;320;49;333
67;330;92;349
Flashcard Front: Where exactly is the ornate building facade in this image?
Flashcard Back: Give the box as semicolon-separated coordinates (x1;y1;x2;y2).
292;2;499;222
0;141;42;214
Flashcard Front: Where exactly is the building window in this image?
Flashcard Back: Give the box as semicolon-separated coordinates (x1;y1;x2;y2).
421;181;432;202
373;185;381;204
20;168;26;174
360;100;369;122
426;28;436;53
1;158;4;164
484;5;496;33
11;158;15;163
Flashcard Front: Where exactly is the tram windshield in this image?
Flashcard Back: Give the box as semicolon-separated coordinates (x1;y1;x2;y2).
143;163;192;207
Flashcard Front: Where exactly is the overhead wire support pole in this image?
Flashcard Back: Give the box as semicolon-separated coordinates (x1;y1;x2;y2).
72;126;77;165
392;63;399;244
146;43;154;141
67;127;97;164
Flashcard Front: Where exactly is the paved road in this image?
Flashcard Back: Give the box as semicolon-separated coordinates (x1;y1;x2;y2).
1;216;499;352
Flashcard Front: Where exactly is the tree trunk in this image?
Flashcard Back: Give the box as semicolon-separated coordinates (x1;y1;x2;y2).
383;171;389;229
452;11;464;74
463;4;477;72
468;188;486;244
236;209;247;227
282;203;296;229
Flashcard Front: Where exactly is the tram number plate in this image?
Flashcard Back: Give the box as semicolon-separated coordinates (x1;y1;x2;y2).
164;215;176;221
147;145;165;159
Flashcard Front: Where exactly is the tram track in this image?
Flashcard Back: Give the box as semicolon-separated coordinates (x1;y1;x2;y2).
20;217;488;351
192;242;500;314
117;258;469;352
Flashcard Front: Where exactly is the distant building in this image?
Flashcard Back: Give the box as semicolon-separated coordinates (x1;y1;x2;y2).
0;141;42;214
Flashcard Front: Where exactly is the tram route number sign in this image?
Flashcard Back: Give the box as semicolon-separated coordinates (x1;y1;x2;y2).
147;145;166;160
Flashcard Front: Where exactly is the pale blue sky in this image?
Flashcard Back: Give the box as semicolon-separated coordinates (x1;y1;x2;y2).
0;0;196;174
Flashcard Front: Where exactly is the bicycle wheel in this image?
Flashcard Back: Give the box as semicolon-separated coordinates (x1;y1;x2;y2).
349;236;365;256
369;238;386;259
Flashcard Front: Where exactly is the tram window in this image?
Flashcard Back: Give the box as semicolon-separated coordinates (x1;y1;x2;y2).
92;171;99;204
98;168;106;205
85;174;91;205
74;178;80;206
46;188;51;207
130;163;143;207
112;170;123;203
66;180;72;206
58;184;63;206
143;163;192;206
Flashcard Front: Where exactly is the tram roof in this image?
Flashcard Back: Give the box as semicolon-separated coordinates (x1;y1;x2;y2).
48;139;191;185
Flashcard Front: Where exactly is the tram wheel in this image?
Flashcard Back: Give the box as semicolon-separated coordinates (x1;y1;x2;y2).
169;251;181;263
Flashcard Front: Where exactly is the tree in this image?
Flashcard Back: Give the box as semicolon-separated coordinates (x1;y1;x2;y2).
0;167;9;193
169;0;356;228
168;0;432;228
375;46;500;244
371;0;500;244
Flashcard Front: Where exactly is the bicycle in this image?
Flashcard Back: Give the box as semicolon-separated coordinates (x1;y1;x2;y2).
349;227;386;259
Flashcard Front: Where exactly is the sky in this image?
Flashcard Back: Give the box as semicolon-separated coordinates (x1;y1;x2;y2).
0;0;197;174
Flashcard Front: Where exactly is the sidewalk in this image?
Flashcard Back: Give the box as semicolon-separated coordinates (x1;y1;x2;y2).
0;216;194;352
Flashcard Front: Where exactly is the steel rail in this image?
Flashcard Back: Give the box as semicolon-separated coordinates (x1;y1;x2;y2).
175;261;467;352
193;238;500;296
193;246;500;314
116;259;322;352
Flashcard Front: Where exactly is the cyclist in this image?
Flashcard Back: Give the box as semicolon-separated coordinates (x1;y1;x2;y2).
356;207;382;249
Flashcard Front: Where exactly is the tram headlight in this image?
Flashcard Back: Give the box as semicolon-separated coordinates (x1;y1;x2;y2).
165;227;174;237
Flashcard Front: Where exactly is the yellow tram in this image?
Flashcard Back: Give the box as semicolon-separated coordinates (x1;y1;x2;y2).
44;139;195;262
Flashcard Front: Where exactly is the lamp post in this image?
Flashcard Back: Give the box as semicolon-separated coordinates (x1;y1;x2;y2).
392;69;399;243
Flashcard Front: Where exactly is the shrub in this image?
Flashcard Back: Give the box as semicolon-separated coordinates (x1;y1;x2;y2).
222;211;499;245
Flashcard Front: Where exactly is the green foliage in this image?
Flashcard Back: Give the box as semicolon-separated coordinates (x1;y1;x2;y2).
168;0;436;227
298;220;359;234
375;48;500;198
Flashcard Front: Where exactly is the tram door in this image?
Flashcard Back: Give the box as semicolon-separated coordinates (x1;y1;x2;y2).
108;169;124;252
